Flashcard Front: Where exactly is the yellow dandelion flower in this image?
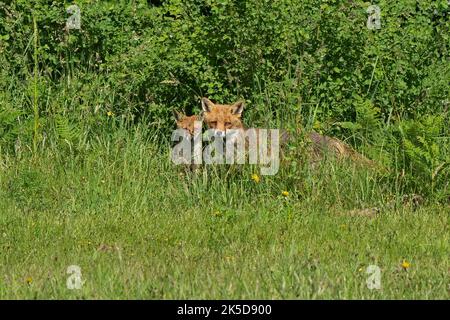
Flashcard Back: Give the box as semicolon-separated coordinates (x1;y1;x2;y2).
107;111;114;117
313;120;321;129
401;260;411;269
25;277;33;284
251;174;260;183
282;190;289;197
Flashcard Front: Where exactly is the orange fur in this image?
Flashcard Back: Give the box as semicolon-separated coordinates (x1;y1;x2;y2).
173;110;199;136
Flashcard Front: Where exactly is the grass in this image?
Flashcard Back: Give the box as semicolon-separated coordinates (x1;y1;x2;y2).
0;125;448;299
1;1;449;300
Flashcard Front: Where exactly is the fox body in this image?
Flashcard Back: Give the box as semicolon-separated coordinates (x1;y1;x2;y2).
200;97;375;167
172;98;375;173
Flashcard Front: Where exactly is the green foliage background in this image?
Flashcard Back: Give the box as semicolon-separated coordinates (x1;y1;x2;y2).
0;0;449;198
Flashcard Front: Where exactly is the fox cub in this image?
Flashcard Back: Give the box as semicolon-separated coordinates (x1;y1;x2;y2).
173;110;200;136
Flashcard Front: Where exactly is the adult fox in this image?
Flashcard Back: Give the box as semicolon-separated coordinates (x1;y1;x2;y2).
200;97;376;167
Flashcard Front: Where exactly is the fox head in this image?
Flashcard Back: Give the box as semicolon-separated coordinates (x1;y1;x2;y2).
201;97;244;137
173;110;199;136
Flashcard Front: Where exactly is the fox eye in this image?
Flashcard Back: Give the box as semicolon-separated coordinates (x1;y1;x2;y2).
210;121;217;127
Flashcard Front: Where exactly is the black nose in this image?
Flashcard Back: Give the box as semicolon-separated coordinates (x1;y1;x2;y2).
214;131;225;137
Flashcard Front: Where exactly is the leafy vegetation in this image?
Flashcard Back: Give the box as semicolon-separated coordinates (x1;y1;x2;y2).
0;0;449;299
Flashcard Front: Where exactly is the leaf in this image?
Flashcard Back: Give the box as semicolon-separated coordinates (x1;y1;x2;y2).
337;121;362;131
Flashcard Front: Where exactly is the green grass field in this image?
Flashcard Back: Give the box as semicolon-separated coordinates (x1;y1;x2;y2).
1;0;449;301
1;126;448;299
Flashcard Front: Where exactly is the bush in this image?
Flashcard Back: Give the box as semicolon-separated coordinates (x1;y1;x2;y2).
0;0;449;197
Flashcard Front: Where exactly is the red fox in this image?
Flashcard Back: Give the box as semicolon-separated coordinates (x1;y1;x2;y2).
200;97;375;167
172;110;202;169
201;97;289;142
173;110;199;136
200;98;245;136
172;104;280;174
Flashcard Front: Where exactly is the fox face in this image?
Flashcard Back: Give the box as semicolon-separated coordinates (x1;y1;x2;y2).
173;110;199;136
201;97;244;137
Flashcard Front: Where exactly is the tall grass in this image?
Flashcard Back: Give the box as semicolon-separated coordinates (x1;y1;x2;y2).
0;1;448;299
0;122;448;299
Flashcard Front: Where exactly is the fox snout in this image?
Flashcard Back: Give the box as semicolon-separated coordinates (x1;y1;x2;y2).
212;130;226;138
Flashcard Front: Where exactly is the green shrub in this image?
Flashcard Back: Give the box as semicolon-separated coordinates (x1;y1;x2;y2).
0;0;449;196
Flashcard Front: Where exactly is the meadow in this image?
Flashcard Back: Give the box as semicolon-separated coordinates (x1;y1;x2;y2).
0;0;449;299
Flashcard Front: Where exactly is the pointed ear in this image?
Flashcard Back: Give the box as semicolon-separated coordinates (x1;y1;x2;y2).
201;97;214;113
231;100;244;116
173;110;183;122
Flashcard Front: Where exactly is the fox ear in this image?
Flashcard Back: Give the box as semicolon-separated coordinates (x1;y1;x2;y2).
201;97;214;113
231;101;244;116
173;110;183;122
